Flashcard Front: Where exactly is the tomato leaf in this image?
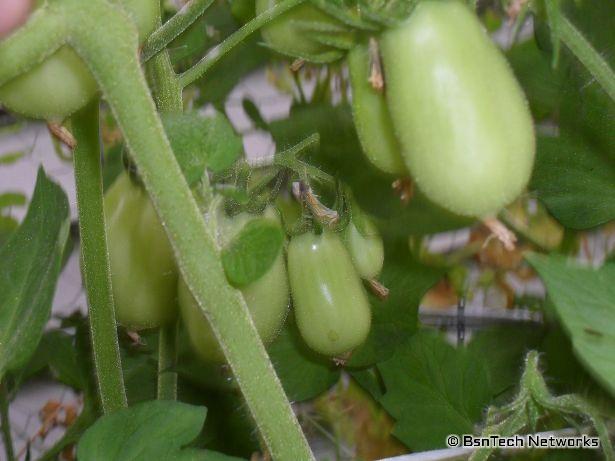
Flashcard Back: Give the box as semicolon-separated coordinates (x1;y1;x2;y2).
268;316;340;402
0;168;69;380
77;400;241;460
468;325;543;398
530;134;615;229
348;243;445;367
221;219;284;287
526;253;615;398
162;111;242;185
378;331;492;451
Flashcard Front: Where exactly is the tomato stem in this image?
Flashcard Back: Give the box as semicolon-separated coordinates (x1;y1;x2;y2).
559;15;615;102
149;3;184;402
157;321;179;400
142;0;215;63
72;99;128;413
178;0;307;88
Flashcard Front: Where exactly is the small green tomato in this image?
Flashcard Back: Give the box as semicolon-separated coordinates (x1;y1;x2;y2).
255;0;340;59
0;0;159;119
288;231;371;357
348;43;406;175
343;216;384;280
179;207;290;363
104;172;178;330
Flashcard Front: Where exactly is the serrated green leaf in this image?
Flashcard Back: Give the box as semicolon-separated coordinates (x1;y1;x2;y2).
530;134;615;229
162;111;242;185
0;192;27;209
378;331;492;451
526;253;615;398
77;400;209;460
268;316;340;402
468;325;543;398
221;218;284;287
0;168;69;379
348;242;445;367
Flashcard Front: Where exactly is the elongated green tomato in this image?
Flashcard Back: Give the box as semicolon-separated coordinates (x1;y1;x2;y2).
380;0;535;218
0;0;158;119
288;231;371;357
348;44;406;175
179;208;290;363
343;217;384;280
104;173;178;330
255;0;340;59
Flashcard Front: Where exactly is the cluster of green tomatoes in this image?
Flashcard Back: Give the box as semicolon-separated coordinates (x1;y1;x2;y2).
0;0;536;360
105;172;381;360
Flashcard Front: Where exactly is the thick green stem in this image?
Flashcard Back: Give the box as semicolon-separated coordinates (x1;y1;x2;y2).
157;322;178;400
142;0;214;62
149;0;183;400
179;0;306;88
0;382;15;461
65;1;313;458
72;99;127;413
559;15;615;101
146;52;183;111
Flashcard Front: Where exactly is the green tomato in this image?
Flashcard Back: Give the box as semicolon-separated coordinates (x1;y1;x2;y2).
255;0;340;59
179;208;290;363
380;0;535;218
348;44;406;175
104;173;178;330
288;231;371;357
0;0;158;120
0;47;98;120
343;217;384;280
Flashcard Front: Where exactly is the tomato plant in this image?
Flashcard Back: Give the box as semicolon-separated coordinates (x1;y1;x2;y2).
1;0;614;460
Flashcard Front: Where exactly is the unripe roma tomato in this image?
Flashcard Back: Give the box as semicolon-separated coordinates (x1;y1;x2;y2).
0;0;159;120
343;217;384;280
380;0;535;218
179;208;290;363
255;0;340;59
288;231;371;357
104;173;178;330
348;43;406;175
